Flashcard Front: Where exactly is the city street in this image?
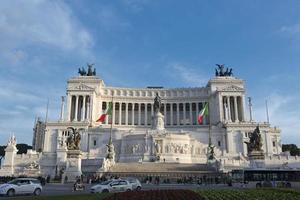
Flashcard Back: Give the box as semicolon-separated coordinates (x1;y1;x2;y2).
39;183;230;196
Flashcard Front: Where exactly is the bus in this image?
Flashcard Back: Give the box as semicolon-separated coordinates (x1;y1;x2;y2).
230;169;300;188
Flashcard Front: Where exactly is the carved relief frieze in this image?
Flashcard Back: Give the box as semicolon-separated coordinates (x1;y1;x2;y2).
69;83;95;91
218;85;244;92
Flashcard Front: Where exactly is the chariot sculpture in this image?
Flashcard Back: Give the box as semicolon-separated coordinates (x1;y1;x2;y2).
78;63;96;76
215;64;233;77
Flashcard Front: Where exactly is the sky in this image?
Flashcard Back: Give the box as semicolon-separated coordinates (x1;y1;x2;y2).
0;0;300;146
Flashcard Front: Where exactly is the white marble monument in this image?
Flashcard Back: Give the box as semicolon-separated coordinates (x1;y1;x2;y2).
1;64;300;178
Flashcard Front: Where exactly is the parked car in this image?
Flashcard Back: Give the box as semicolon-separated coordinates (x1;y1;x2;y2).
125;178;142;191
90;180;132;193
0;178;42;197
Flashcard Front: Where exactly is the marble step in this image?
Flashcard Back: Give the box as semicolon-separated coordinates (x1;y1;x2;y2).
109;162;213;172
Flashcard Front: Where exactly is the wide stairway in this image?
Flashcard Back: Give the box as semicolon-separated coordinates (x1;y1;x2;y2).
108;162;214;173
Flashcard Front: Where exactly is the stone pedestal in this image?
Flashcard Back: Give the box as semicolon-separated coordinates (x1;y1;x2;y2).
153;112;165;131
248;150;265;169
249;150;265;160
62;150;82;183
0;144;18;176
56;148;67;164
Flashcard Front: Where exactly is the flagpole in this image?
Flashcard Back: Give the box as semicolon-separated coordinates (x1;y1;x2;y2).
207;101;214;163
208;102;211;146
106;95;114;160
45;98;49;123
109;95;114;145
265;100;270;124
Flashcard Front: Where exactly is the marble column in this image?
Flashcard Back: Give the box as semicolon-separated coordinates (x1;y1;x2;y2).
125;103;128;125
60;96;65;121
86;101;90;121
234;96;239;122
264;131;269;156
170;103;173;126
98;100;102;122
196;102;199;125
241;96;245;122
74;95;78;121
67;95;72;121
164;103;167;125
105;102;109;124
224;102;228;121
89;95;93;122
119;102;122;125
183;103;186;125
219;95;224;122
151;103;154;116
226;131;233;153
81;96;86;121
189;103;192;125
226;96;232;122
144;103;148;126
222;133;226;156
132;103;135;126
176;103;180;125
138;103;141;126
112;102;116;125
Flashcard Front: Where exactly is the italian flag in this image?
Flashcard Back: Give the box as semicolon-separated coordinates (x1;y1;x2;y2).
96;102;113;123
198;103;209;124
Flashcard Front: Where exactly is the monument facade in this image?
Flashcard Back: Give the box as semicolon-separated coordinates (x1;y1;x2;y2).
1;64;299;177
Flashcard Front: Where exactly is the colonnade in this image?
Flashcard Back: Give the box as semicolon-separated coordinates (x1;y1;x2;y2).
68;95;92;121
101;101;209;126
222;96;245;122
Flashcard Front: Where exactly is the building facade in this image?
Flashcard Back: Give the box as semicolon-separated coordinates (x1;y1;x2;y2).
2;66;298;178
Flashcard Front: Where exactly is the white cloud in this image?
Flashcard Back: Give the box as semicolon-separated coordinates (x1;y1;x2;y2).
280;24;300;34
253;93;300;145
167;63;209;86
121;0;150;13
0;1;95;145
0;0;93;59
96;6;131;31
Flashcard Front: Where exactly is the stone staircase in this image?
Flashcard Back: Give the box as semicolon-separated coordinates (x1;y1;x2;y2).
109;162;213;173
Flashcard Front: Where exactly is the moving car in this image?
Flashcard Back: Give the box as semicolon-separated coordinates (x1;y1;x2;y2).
125;178;142;191
90;180;132;193
0;178;42;197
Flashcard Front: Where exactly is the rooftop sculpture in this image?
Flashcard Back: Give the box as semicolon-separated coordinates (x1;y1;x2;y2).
78;63;96;76
215;64;233;77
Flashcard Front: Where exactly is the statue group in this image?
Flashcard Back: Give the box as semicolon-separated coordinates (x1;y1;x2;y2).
215;64;233;77
66;127;81;150
78;63;96;76
245;126;263;153
153;93;162;113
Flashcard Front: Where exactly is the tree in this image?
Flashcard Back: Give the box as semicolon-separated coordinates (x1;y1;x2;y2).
16;144;32;154
282;144;300;156
0;146;5;157
0;144;32;168
0;146;5;168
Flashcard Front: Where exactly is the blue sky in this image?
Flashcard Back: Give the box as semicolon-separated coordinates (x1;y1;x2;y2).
0;0;300;146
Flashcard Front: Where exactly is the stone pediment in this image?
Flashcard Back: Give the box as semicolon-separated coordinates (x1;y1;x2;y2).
219;85;244;92
74;83;94;91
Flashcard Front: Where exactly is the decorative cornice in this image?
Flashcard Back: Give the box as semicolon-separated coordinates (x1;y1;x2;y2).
217;85;244;92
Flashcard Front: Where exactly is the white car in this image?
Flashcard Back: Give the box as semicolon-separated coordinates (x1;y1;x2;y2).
0;178;42;197
125;178;142;191
90;180;132;193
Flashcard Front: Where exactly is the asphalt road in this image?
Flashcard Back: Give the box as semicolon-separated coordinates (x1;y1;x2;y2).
40;183;230;196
